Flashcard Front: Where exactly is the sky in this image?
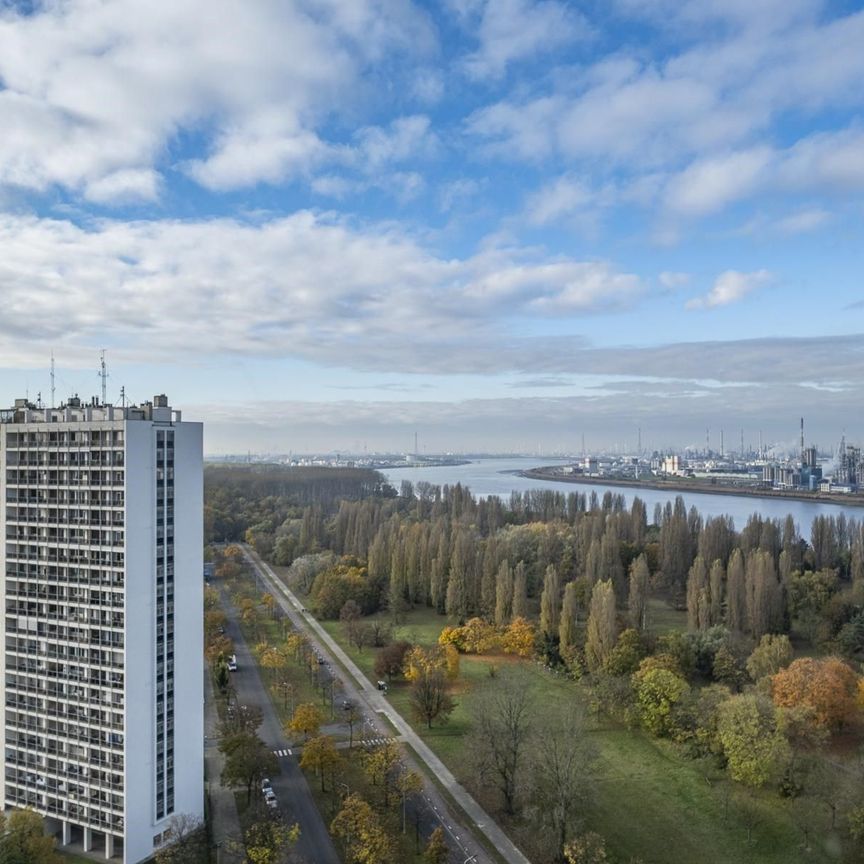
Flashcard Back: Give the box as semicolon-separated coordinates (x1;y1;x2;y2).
0;0;863;455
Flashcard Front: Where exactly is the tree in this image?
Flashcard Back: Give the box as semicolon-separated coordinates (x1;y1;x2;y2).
343;701;363;748
287;703;325;741
300;735;342;791
331;793;393;864
716;694;789;788
220;732;279;803
771;656;861;732
0;809;59;863
243;817;300;864
494;560;514;626
374;640;411;682
531;707;597;856
686;556;708;631
470;670;533;815
725;548;746;633
559;580;580;653
501;616;536;658
604;628;645;677
631;662;689;737
409;668;455;729
628;554;649;631
512;561;528;619
564;832;608;864
423;827;449;864
155;813;207;864
746;634;793;682
396;770;423;833
585;580;617;671
540;564;562;639
362;741;401;806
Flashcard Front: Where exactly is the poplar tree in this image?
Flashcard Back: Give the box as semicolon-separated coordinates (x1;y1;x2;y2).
540;564;562;639
585;580;617;671
494;560;514;627
726;548;746;633
559;581;580;651
686;556;708;631
628;554;650;632
512;561;528;620
708;559;725;627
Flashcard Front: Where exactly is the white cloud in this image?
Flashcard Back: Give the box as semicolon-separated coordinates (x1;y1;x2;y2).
0;212;642;370
462;0;585;81
354;116;437;170
526;175;593;224
775;208;830;234
663;148;772;215
686;269;771;309
0;0;433;199
659;271;690;289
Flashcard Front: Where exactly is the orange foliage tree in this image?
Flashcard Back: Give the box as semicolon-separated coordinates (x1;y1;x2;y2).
771;656;861;731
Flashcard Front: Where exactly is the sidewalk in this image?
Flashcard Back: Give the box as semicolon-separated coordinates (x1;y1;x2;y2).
203;669;244;863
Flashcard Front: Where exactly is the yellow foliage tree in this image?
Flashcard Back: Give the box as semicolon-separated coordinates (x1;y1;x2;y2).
444;643;460;680
287;703;324;741
403;646;443;683
501;616;536;658
300;735;342;791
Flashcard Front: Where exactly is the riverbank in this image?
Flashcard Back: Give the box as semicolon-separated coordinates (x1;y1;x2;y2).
520;467;864;509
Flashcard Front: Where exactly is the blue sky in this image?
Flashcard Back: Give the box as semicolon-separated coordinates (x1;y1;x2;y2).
0;0;863;454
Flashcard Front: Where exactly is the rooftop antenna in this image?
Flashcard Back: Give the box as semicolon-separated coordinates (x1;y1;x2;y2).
119;386;127;408
800;416;805;461
99;350;108;405
50;352;55;409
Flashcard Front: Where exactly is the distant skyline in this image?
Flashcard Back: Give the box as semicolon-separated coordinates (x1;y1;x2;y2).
1;1;863;454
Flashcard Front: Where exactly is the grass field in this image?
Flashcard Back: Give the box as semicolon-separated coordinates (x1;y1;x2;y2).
316;603;839;864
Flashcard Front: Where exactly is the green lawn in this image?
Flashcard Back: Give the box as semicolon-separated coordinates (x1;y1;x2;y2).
317;604;838;864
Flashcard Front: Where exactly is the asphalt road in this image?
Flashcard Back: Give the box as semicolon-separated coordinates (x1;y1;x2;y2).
242;545;518;864
220;583;341;864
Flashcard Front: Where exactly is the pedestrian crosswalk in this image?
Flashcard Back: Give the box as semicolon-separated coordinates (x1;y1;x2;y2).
273;748;292;757
361;737;397;747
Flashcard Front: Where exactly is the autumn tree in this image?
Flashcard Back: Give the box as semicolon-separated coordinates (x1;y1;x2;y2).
423;826;449;864
287;703;325;741
396;769;423;833
772;657;861;731
242;817;300;864
686;556;709;632
470;670;533;815
564;832;608;864
363;741;401;807
300;735;342;791
512;560;529;619
331;794;393;864
501;616;536;658
585;580;617;671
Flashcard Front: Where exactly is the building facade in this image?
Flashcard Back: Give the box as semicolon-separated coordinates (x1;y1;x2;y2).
0;396;202;862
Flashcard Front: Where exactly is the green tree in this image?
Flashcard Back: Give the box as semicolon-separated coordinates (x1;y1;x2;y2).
494;560;514;627
631;662;689;737
716;694;790;787
746;633;793;682
220;732;279;804
725;548;746;633
559;581;580;652
512;561;528;619
0;809;59;863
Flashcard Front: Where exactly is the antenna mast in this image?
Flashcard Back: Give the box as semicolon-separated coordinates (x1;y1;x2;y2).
50;351;55;409
99;350;108;404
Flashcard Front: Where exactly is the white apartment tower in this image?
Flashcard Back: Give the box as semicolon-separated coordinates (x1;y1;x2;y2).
0;395;203;863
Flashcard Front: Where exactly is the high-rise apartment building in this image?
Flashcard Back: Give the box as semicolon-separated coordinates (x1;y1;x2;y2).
0;395;202;863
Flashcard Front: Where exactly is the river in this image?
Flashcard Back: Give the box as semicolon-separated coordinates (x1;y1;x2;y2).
382;457;864;530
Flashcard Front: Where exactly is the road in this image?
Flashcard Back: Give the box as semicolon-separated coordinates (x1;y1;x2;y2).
219;581;341;864
243;544;532;864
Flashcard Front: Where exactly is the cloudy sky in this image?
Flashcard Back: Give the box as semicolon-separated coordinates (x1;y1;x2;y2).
0;0;862;454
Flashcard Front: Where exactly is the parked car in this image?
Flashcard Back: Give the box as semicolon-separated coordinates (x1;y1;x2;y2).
261;777;272;794
227;655;237;672
265;794;278;809
376;680;388;692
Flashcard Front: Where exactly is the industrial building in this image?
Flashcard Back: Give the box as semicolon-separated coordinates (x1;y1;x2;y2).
0;395;203;862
